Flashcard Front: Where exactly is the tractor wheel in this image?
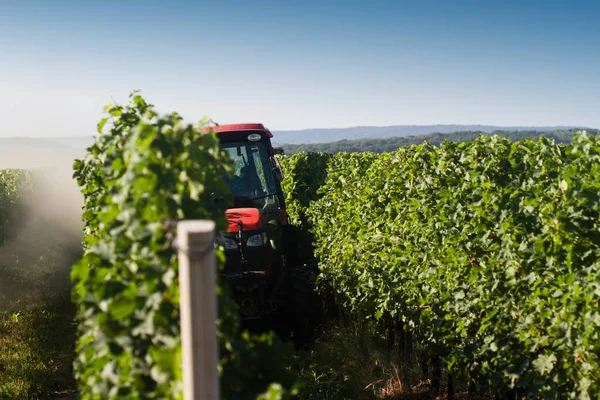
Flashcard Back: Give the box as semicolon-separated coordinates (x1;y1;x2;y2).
283;225;317;270
279;265;322;348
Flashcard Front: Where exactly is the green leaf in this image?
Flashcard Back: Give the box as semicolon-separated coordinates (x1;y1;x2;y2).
532;353;557;376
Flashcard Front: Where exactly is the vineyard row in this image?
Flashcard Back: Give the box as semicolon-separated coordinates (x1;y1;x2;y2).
279;132;600;399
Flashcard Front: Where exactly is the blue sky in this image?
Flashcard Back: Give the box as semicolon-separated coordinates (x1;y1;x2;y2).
1;0;599;137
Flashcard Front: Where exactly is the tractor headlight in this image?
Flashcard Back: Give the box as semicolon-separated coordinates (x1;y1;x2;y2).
246;232;267;247
223;237;238;250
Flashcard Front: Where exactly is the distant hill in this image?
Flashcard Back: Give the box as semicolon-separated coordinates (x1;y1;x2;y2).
52;136;95;149
271;125;591;145
0;136;94;149
0;137;73;149
0;124;596;159
281;129;600;154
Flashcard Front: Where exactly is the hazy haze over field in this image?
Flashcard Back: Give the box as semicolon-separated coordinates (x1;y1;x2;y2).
0;145;83;307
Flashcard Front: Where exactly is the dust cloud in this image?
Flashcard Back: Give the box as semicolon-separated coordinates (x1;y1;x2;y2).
0;144;87;309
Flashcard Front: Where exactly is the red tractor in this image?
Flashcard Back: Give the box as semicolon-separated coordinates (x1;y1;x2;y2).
211;123;319;342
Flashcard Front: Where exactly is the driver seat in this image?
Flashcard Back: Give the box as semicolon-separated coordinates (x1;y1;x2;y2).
240;165;265;198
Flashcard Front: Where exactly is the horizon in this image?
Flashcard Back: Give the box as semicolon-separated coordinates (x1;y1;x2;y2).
0;123;595;146
2;123;597;138
1;0;599;137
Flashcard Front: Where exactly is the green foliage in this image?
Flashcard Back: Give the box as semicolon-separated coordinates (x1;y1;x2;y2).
281;132;600;398
72;92;295;399
72;93;227;398
278;152;331;229
0;169;32;246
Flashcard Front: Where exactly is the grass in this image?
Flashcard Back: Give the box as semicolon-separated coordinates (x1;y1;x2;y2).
0;296;77;400
0;213;81;399
292;319;407;399
290;317;486;400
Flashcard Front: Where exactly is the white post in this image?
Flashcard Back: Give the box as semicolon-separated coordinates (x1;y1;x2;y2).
177;220;219;400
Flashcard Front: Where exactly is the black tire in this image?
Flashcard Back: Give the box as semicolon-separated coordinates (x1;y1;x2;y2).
282;225;318;271
278;265;322;348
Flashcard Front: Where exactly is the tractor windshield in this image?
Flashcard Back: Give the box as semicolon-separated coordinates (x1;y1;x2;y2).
222;141;280;212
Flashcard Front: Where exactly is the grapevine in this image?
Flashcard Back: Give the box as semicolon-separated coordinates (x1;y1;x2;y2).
281;133;600;398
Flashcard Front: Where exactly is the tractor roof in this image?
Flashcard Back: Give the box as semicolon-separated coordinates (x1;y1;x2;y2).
207;123;273;138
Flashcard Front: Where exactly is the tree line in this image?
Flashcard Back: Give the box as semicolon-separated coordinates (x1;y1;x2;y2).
282;129;600;154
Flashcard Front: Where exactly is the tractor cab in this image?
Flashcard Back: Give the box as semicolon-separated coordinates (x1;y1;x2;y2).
216;124;285;219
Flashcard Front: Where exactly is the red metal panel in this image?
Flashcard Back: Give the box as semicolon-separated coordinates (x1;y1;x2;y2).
204;123;273;138
225;207;264;232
